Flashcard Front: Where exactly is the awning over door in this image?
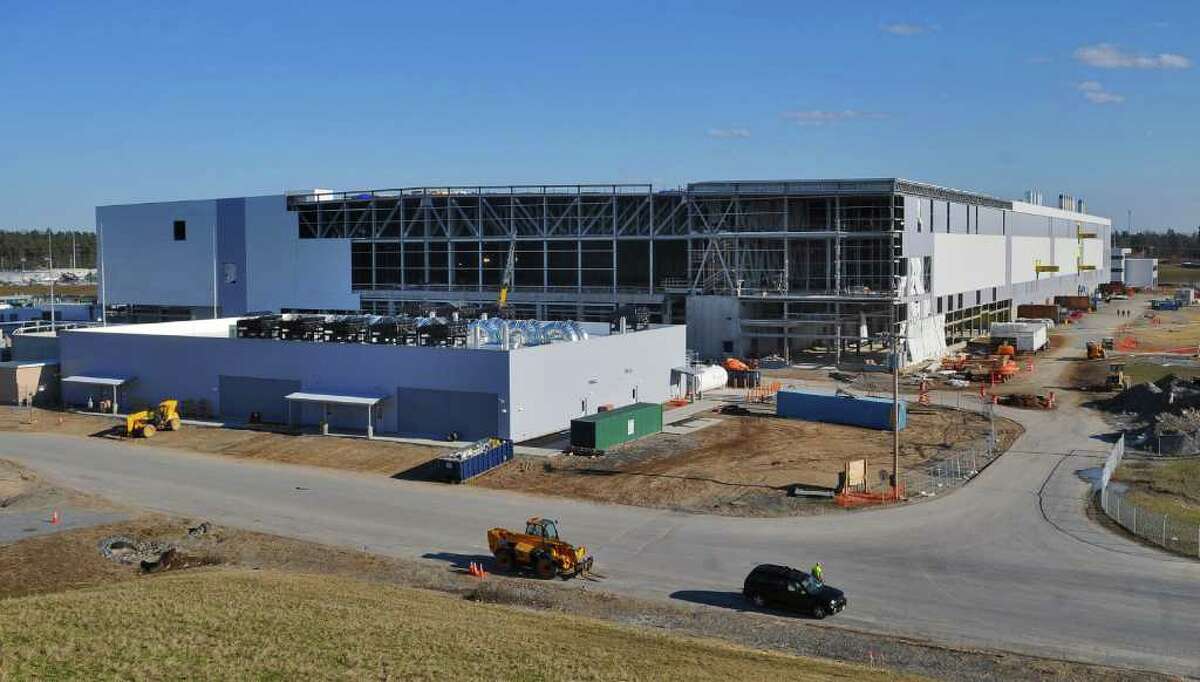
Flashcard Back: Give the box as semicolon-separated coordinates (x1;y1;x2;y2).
62;375;131;414
62;375;131;387
284;391;388;439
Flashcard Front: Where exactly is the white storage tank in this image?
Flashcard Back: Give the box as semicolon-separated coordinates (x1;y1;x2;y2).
695;364;729;393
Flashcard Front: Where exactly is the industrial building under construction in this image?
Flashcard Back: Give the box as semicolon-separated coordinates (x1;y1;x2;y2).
96;178;1111;366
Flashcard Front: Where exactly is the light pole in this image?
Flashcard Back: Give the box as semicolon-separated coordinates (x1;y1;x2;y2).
46;230;56;330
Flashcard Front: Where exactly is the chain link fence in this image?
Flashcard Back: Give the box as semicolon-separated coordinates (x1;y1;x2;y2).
1098;435;1200;558
837;399;1000;507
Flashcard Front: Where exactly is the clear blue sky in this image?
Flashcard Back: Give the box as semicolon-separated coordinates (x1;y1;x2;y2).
1;1;1195;230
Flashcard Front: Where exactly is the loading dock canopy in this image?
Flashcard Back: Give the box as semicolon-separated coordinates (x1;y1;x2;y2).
283;391;386;407
284;391;388;439
63;375;130;415
62;375;131;387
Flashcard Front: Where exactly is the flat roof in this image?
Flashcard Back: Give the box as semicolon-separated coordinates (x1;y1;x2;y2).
62;375;130;387
284;391;387;406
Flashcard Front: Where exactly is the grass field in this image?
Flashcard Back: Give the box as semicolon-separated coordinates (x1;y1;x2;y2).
1116;457;1200;525
0;569;911;681
1157;263;1200;286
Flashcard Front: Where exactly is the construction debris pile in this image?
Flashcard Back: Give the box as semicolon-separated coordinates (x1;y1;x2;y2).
1092;374;1200;455
1153;409;1200;455
97;522;213;573
1092;374;1200;419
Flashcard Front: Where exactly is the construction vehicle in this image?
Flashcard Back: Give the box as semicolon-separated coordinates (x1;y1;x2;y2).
487;517;594;579
125;399;182;438
1105;363;1129;391
1086;341;1106;360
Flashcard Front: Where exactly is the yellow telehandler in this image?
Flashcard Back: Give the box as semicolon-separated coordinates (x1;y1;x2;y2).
125;399;182;438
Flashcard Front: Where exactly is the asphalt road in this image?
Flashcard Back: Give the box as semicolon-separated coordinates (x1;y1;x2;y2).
3;307;1198;676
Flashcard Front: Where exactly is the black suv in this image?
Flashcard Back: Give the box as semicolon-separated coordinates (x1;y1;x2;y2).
742;564;847;619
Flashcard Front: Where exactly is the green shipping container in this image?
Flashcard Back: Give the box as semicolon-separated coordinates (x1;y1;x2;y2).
570;402;663;450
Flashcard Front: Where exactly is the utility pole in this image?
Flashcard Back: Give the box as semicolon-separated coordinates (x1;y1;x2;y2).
47;231;56;329
891;316;900;496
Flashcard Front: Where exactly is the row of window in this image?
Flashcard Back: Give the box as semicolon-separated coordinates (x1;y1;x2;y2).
936;287;998;314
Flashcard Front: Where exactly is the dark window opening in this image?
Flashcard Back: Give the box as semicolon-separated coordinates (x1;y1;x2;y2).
173;220;187;241
937;296;943;314
722;341;734;353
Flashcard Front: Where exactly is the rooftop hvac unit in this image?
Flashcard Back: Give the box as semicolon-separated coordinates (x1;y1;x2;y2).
278;314;327;341
610;305;651;333
323;315;374;343
235;314;283;339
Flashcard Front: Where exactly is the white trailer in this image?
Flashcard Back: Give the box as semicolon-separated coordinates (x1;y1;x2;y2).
990;322;1048;353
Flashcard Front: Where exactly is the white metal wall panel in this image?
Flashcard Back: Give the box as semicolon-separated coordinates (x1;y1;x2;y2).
1082;239;1104;271
930;234;1006;295
1011;236;1053;284
1054;238;1078;274
97;199;219;308
243;195;358;312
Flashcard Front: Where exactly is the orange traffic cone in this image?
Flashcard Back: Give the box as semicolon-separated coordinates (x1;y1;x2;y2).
50;510;60;525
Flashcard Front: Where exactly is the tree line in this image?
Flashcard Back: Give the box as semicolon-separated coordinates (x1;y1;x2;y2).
0;230;96;270
1114;228;1200;259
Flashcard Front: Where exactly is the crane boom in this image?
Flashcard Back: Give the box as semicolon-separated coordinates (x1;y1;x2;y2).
498;239;516;307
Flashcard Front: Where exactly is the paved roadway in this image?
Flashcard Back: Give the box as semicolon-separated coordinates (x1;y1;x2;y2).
2;307;1198;676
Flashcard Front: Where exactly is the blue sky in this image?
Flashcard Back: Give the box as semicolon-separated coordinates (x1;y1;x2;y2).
1;1;1196;230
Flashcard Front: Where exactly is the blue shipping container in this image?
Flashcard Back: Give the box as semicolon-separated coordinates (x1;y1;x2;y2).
438;438;514;483
775;389;907;431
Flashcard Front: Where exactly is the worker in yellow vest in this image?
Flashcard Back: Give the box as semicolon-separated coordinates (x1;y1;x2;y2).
811;562;824;582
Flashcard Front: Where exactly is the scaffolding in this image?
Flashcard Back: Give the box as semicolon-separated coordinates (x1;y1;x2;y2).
287;179;999;360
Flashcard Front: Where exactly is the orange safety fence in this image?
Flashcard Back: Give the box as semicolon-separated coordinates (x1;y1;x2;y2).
835;485;905;508
747;381;783;403
1115;336;1139;351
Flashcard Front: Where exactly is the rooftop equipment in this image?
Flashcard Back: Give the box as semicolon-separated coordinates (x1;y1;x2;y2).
278;314;327;341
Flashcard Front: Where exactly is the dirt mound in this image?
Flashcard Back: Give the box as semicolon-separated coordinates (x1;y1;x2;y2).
1092;373;1200;418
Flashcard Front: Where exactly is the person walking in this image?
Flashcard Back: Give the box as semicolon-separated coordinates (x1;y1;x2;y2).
811;561;824;582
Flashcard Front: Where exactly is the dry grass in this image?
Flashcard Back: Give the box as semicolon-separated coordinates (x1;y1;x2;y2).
0;569;913;681
1115;458;1200;525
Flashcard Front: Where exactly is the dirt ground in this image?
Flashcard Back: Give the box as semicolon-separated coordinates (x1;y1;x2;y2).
0;407;450;477
475;405;1022;516
0;282;95;298
1110;303;1200;353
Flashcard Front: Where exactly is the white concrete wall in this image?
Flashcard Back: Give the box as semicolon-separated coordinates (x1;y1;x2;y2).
97;199;218;308
506;324;686;441
243;196;357;312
